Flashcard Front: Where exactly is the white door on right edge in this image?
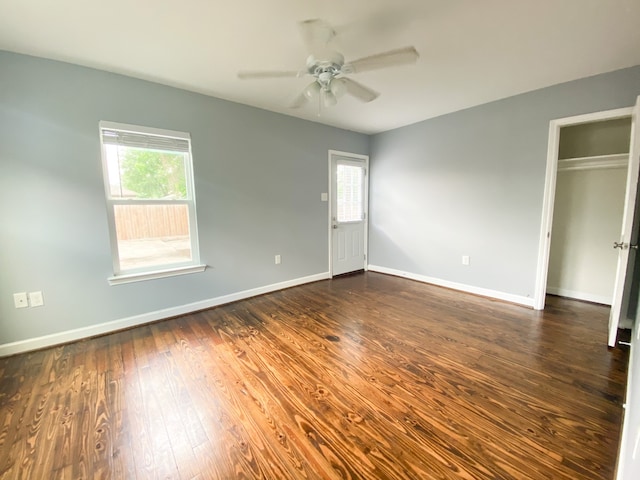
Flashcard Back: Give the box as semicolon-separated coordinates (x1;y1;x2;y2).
331;157;366;276
609;95;640;347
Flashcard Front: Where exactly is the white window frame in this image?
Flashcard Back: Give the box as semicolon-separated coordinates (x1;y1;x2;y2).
99;121;205;285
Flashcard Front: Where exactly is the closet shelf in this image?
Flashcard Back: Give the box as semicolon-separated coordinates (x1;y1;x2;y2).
557;153;629;171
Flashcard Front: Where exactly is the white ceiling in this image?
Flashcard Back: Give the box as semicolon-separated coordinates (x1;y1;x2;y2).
1;0;639;134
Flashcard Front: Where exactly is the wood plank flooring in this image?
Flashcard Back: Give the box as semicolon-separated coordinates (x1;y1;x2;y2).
0;272;630;479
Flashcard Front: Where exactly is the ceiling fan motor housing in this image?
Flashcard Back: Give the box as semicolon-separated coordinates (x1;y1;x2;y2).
306;52;345;83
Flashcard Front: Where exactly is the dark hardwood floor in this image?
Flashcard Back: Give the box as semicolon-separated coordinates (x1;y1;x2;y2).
0;272;630;479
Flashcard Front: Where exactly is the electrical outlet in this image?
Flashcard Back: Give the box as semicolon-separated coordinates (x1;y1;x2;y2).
29;291;44;307
462;255;470;266
13;292;28;309
275;254;281;265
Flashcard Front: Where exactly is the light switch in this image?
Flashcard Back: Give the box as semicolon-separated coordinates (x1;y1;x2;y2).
321;193;328;202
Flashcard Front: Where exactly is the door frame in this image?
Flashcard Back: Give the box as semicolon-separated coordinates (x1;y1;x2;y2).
328;150;370;276
533;106;634;310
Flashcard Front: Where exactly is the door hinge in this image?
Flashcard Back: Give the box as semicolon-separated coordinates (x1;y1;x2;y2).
364;253;367;261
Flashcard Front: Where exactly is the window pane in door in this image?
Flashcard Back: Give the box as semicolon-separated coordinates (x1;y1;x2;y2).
336;164;363;222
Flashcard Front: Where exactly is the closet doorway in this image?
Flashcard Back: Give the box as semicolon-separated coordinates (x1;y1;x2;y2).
547;117;631;305
534;98;640;346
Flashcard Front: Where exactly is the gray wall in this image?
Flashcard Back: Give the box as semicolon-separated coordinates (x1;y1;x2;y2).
0;51;368;345
369;66;640;300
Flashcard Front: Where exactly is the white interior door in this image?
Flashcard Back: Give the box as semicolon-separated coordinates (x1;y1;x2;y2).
330;153;368;276
609;95;640;346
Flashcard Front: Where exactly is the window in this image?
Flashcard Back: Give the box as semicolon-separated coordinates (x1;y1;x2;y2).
99;121;204;285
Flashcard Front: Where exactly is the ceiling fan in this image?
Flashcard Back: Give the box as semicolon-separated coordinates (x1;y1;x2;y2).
237;19;419;110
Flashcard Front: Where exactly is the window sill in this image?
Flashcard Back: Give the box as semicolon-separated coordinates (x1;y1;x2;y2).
108;264;207;286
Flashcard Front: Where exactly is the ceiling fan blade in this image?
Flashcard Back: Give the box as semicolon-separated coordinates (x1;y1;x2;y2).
299;19;335;54
343;46;419;74
341;78;379;103
237;70;303;80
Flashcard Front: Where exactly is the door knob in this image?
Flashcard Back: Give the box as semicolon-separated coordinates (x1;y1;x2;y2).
614;242;627;249
332;225;338;229
631;244;638;250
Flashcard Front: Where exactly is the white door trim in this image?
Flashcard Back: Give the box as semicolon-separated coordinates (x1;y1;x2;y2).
328;150;369;276
533;106;634;310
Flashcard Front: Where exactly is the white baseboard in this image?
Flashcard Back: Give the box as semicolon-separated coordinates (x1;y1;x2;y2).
367;265;535;307
0;272;330;357
546;286;611;305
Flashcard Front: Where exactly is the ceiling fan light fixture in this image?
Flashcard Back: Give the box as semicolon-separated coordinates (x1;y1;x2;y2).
322;90;337;107
330;78;348;98
303;81;321;99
